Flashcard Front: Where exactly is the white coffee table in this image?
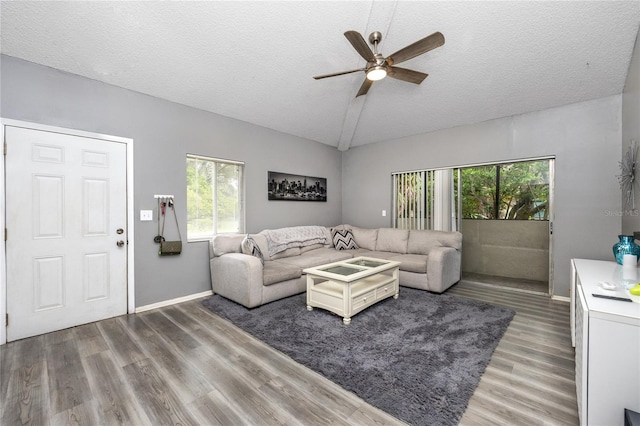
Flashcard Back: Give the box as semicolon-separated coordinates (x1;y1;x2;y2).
303;257;400;324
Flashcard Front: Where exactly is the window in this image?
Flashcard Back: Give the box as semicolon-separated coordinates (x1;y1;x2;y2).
392;158;552;231
186;154;245;241
461;159;550;220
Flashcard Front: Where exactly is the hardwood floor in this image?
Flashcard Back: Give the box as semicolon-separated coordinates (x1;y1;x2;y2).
1;282;578;425
461;272;549;294
449;282;579;426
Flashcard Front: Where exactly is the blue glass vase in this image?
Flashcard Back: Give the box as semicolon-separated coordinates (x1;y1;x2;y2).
612;235;640;265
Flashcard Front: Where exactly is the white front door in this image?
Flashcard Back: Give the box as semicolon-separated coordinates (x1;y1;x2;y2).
5;126;128;341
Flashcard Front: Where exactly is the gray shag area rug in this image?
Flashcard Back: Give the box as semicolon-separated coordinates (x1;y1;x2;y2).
202;287;514;426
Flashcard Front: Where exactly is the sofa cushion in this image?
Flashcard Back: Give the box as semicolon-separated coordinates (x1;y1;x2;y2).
241;234;264;265
375;228;409;253
407;230;463;254
274;255;335;270
211;234;244;257
362;251;403;260
350;226;378;251
302;247;355;263
389;253;429;273
270;247;301;260
332;228;359;250
349;248;374;256
301;243;324;253
263;261;302;286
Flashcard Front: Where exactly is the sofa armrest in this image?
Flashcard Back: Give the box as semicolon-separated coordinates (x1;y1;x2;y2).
210;253;264;308
427;247;462;293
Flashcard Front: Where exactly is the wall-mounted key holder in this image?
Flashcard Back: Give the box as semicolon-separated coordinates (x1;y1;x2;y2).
153;195;182;255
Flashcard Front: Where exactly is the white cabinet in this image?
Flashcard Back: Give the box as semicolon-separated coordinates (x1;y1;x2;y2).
571;259;640;426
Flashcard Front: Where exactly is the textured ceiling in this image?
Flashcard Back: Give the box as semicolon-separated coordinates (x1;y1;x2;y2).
1;1;639;151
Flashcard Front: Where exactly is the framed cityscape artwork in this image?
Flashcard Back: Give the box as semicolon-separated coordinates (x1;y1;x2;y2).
268;171;327;201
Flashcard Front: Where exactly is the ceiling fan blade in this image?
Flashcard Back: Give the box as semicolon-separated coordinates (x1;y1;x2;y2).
313;68;364;80
386;31;445;66
387;66;429;84
355;78;373;97
344;30;376;62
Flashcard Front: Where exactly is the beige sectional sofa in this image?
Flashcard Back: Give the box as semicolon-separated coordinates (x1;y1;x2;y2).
209;225;462;308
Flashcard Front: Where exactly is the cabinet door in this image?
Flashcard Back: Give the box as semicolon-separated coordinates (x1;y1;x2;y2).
588;317;640;426
575;286;588;425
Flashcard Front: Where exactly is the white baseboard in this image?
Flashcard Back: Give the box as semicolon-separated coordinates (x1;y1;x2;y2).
135;290;213;313
551;295;570;303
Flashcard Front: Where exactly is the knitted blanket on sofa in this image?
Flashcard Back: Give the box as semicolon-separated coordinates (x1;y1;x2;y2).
262;226;327;257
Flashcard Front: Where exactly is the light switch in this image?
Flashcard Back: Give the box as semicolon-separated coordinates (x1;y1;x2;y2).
382;210;387;217
140;210;153;221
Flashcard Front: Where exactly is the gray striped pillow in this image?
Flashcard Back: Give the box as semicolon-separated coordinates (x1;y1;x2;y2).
332;229;359;250
241;234;264;264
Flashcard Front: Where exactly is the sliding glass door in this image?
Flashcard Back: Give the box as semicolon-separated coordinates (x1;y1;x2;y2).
392;158;554;294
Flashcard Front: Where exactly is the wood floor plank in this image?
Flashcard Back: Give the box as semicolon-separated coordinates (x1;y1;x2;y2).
161;305;205;332
501;330;575;358
3;361;47;426
473;379;578;425
123;314;213;404
182;345;291;425
98;318;146;367
188;391;251;426
484;363;577;400
1;336;51;426
258;375;353;425
123;358;199;425
481;365;578;415
81;351;150;425
453;281;578;426
0;279;579;426
463;392;546;426
138;310;201;351
49;398;100;426
0;338;16;405
45;339;92;414
179;306;391;424
178;301;397;423
73;322;110;358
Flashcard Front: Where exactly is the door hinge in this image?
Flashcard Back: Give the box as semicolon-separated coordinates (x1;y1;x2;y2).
4;228;6;241
3;142;6;156
5;313;8;327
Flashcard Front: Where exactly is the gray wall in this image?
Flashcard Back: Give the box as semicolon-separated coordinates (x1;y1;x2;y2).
0;55;342;307
622;26;640;235
1;53;629;302
342;96;623;298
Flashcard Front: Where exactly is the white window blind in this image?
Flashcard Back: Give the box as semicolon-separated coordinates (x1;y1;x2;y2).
392;168;460;231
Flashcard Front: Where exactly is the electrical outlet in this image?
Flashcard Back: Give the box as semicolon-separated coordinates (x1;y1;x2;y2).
140;210;153;221
382;210;387;217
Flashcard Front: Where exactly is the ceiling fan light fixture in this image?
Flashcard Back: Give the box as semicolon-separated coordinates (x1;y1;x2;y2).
366;65;387;81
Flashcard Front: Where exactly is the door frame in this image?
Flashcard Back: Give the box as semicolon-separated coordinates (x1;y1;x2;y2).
1;118;135;345
455;156;555;295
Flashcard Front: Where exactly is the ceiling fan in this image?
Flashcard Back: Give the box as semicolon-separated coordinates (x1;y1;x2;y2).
314;30;445;97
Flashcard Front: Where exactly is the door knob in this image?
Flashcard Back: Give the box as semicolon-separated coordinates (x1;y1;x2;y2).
116;228;124;234
117;240;125;247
